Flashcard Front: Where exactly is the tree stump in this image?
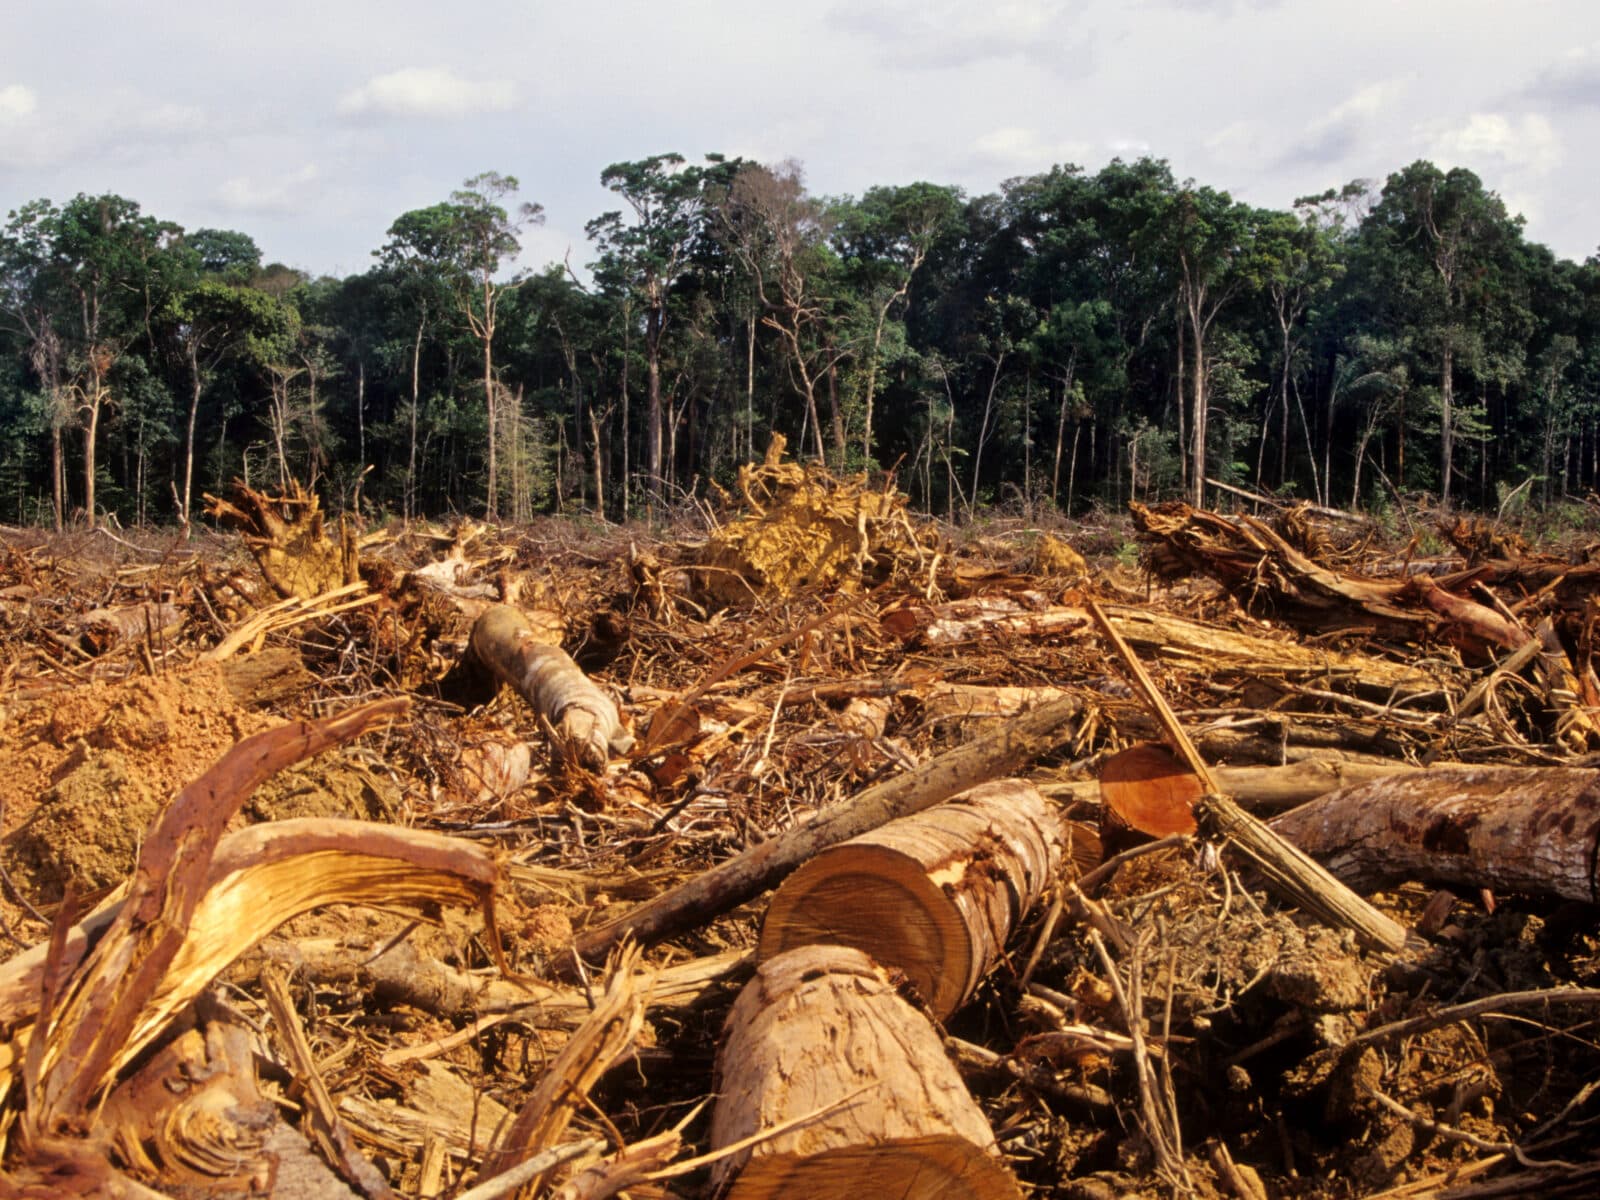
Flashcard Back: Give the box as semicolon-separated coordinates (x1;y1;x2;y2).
757;778;1066;1020
709;944;1022;1200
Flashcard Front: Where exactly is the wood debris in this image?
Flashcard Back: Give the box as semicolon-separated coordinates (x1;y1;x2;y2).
1;474;1600;1197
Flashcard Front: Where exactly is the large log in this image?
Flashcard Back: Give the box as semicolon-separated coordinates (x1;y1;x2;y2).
469;604;633;770
758;779;1067;1020
1270;765;1600;902
709;945;1021;1200
572;694;1082;964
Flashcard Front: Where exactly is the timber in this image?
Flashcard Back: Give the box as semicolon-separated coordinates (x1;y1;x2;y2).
470;603;633;770
758;778;1068;1019
709;945;1022;1200
1270;765;1600;902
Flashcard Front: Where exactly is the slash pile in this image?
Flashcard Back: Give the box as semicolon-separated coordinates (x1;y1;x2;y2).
0;470;1598;1199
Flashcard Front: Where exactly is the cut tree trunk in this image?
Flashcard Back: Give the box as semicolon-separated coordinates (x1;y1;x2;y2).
572;693;1082;965
1270;765;1600;903
709;945;1021;1200
469;604;633;771
758;778;1068;1020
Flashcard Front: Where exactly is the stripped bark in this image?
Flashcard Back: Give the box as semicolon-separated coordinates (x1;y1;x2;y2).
470;604;633;771
709;945;1022;1200
759;779;1067;1019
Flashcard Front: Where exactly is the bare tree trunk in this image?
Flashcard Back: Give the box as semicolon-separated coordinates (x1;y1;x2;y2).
182;345;202;529
50;419;63;531
405;319;422;522
1440;342;1455;507
646;302;664;508
746;312;756;462
484;332;498;519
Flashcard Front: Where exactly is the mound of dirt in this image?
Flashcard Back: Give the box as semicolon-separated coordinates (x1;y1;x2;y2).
0;660;276;902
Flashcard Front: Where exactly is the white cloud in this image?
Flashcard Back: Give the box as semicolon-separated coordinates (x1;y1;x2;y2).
217;164;320;214
1524;43;1600;107
834;1;1082;69
1429;112;1563;176
337;67;516;120
0;84;37;121
970;126;1092;174
1280;80;1407;168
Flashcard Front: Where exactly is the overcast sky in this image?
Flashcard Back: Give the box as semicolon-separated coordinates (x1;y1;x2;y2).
4;1;1598;277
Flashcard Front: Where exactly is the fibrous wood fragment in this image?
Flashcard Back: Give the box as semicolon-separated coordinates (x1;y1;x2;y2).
709;945;1022;1200
759;778;1066;1019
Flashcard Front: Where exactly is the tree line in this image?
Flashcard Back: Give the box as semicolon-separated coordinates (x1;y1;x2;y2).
2;153;1596;530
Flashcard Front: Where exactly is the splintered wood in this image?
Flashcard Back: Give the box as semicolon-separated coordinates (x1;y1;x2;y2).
5;480;1600;1199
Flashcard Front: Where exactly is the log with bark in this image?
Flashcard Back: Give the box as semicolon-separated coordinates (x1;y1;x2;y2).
1270;765;1600;903
758;778;1068;1020
469;603;634;771
708;944;1022;1200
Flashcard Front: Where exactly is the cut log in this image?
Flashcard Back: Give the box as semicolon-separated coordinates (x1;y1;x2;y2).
758;779;1067;1020
1270;765;1600;902
709;945;1022;1200
572;694;1082;964
1098;743;1201;847
469;604;633;771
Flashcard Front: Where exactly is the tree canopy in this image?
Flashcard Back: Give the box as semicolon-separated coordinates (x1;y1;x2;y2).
1;156;1596;528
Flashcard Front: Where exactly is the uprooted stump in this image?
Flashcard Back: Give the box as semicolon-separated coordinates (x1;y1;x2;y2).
709;944;1022;1200
204;479;362;602
693;434;924;607
758;778;1068;1020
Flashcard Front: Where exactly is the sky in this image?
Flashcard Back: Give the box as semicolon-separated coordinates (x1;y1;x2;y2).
3;0;1599;278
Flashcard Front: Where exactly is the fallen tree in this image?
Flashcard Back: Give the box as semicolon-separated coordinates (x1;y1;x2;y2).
759;778;1068;1020
1270;765;1600;902
470;603;633;771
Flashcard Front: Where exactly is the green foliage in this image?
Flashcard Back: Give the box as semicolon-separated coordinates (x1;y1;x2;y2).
0;150;1598;528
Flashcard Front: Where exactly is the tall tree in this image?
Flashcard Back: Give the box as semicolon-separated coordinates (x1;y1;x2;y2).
834;182;963;465
718;161;850;464
162;279;290;524
380;173;542;517
587;153;736;504
1360;163;1525;506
